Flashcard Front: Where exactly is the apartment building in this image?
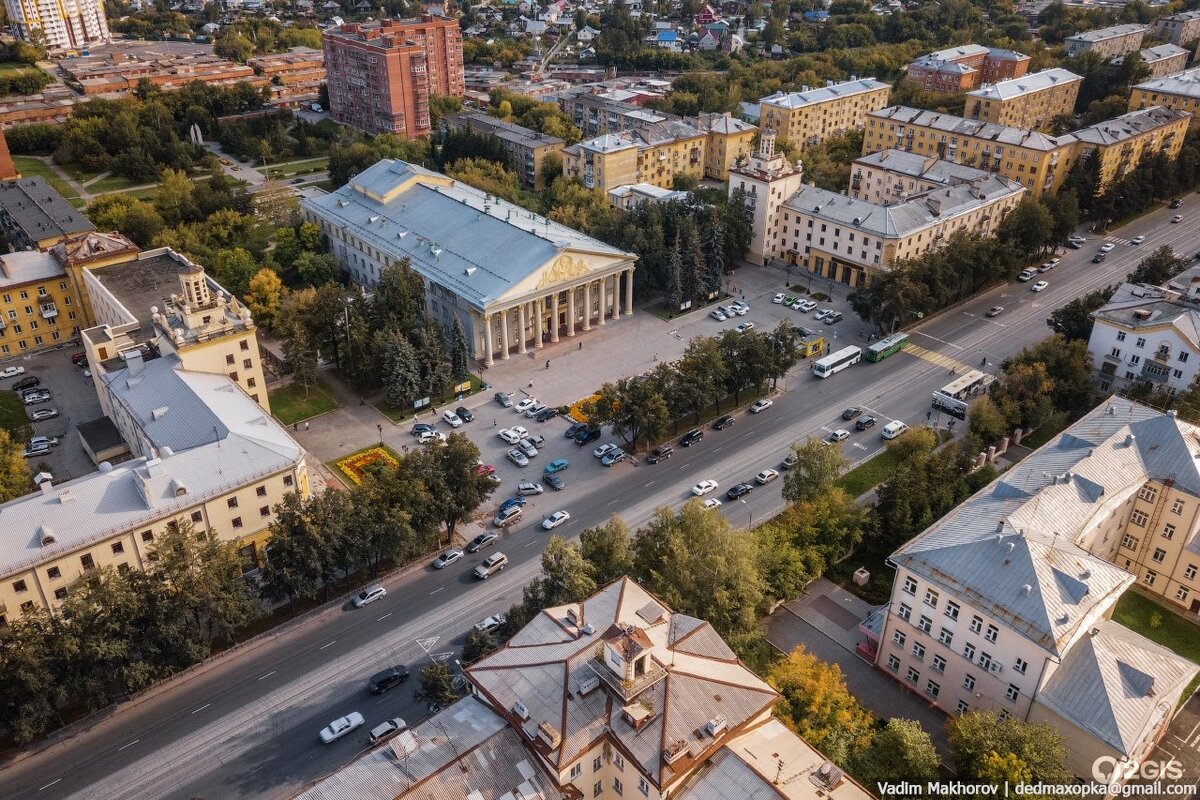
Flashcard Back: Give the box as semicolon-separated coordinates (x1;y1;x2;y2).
60;50;262;96
1064;24;1149;59
875;401;1199;784
4;0;109;52
965;68;1082;130
693;110;757;179
248;46;325;107
554;87;663;138
727;131;806;266
562;120;707;194
776;173;1024;287
849;148;1000;205
1137;44;1190;79
443;111;564;190
0;176;95;250
322;15;464;137
758;78;891;148
1071;106;1189;188
904;44;1030;93
1130;67;1200;131
607;183;690;210
863;106;1077;196
1153;9;1200;47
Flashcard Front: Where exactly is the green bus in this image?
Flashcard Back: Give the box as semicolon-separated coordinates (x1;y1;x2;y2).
865;332;910;362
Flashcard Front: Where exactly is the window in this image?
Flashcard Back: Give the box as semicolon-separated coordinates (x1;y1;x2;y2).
945;601;960;620
984;624;998;644
925;680;940;699
639;777;650;796
903;577;917;595
979;652;993;670
228;497;239;509
923;588;939;608
12;579;26;593
243;358;252;370
142;530;154;543
1153;548;1167;563
1173;499;1185;515
957;700;970;715
54;588;67;600
1014;657;1028;675
912;643;926;661
47;566;60;580
1136;337;1146;348
594;781;602;798
1186;564;1197;580
963;642;976;661
1145;570;1157;586
570;764;582;779
1163;524;1176;540
963;674;976;691
81;554;95;570
938;628;954;646
1177;587;1190;602
191;511;203;523
887;654;900;671
256;485;267;497
905;667;920;684
892;630;906;647
613;778;623;796
1117;331;1126;341
260;505;270;518
232;517;243;529
593;756;602;772
1006;684;1020;703
1122;534;1140;550
1138;486;1158;502
969;615;982;634
283;475;294;487
1131;510;1148;527
111;542;124;555
614;754;624;771
917;615;932;633
226;354;235;365
898;603;911;621
932;654;946;673
20;601;32;611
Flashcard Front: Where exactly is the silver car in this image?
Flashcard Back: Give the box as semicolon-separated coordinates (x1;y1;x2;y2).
517;439;538;458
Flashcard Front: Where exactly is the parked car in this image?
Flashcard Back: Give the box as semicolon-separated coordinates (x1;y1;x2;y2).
506;448;529;467
432;548;464;569
534;407;560;422
823;312;844;325
772;293;785;304
1017;269;1036;282
797;299;818;312
12;376;39;392
493;505;524;528
542;510;571;530
712;415;735;430
455;406;474;423
369;666;410;694
691;479;719;496
856;415;877;431
755;468;779;486
319;712;365;744
28;436;58;449
881;420;909;439
368;718;407;745
593;443;617;459
841;407;862;421
709;309;727;321
573;428;601;446
475;464;495;478
702;498;723;510
782;452;798;469
499;496;527;514
417;430;446;445
986;306;1004;318
749;398;773;413
680;428;704;447
601;448;627;467
71;352;88;366
827;428;851;443
730;300;750;315
353;585;386;607
0;366;25;379
495;392;514;408
1031;280;1048;293
22;444;50;459
410;422;435;436
734;321;756;334
466;531;499;553
1066;236;1085;249
1171;198;1184;209
726;483;754;500
23;391;51;406
646;445;674;463
474;613;507;634
474;552;509;579
441;410;463;428
813;308;834;321
498;427;524;444
524;403;548;419
29;408;58;421
544;474;565;491
517;481;544;496
544;458;569;474
565;422;588;439
514;398;538;414
517;439;539;458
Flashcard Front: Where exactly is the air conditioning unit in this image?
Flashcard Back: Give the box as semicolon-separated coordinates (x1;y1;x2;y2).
705;715;727;737
512;700;530;720
578;675;600;696
988;662;1003;673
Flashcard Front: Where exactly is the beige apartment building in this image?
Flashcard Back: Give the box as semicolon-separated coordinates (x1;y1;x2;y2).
1064;23;1149;59
1130;67;1200;131
1153;9;1200;47
726;131;806;266
692;110;757;179
562;120;707;193
1072;106;1189;189
965;68;1082;130
443;111;565;190
1138;43;1190;79
758;78;891;149
849;148;1002;205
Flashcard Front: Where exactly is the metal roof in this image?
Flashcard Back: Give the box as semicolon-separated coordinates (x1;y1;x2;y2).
925;43;990;62
1066;23;1149;43
854;148;996;186
0;177;94;242
967;68;1081;101
1134;66;1200;99
1071;106;1189;147
1139;43;1189;63
759;78;889;110
0;249;66;288
1092;281;1200;346
869;106;1075;151
446;111;564;149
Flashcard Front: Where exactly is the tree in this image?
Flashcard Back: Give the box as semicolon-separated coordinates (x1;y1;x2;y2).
1128;245;1187;285
947;711;1072;787
675;336;727;421
154;168;198;225
539;151;563;187
371;260;427;335
665;233;683;313
588;375;670;450
537;536;597;606
293;252;340;287
967;395;1009;444
0;428;29;502
212;247;259;297
244;268;285;330
580;516;634;585
416;662;457;707
462;628;498;663
853;719;940;786
701;207;726;295
0;613;65;743
415;320;451;399
782;437;847;504
767;646;875;769
283;321;318;398
380;328;421;409
995;197;1053;259
425;433;496;543
449;317;471;380
1046;285;1113;341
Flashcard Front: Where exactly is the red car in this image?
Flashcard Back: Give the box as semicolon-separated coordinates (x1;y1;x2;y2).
475;463;495;477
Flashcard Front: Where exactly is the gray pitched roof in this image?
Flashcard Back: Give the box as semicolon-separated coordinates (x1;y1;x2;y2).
869;106;1076;150
1066;23;1148;44
759;78;889;110
967;68;1081;101
1071;106;1189;147
1134;67;1200;100
1092;281;1200;347
0;177;95;241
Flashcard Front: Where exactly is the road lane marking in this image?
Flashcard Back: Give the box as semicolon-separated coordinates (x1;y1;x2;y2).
430;587;444;595
376;612;392;621
524;540;537;547
645;480;655;486
319;640;337;650
681;463;690;469
258;670;276;681
118;739;140;751
191;703;211;714
607;499;619;506
713;446;722;452
38;779;61;791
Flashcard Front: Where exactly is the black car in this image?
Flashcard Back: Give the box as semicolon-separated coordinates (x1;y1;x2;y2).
565;422;588;439
12;376;39;392
410;422;435;436
574;428;601;446
842;407;862;421
792;325;818;338
544;474;565;490
1092;253;1106;263
1171;198;1183;209
455;406;474;423
646;444;674;463
712;415;735;430
680;428;704;447
855;415;877;431
535;407;560;422
726;483;754;500
369;665;410;694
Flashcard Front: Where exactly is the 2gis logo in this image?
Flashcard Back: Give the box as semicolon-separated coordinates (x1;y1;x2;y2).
1091;755;1184;784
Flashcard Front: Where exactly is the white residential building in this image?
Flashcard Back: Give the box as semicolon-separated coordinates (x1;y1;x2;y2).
4;0;110;51
726;130;806;266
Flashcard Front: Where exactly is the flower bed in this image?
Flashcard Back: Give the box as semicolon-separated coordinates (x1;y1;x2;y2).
335;446;399;485
568;394;599;423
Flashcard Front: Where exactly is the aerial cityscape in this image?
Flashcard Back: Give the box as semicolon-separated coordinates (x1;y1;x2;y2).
3;0;1200;798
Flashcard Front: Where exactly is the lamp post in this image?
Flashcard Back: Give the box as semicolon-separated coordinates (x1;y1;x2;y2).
740;498;752;529
377;423;383;445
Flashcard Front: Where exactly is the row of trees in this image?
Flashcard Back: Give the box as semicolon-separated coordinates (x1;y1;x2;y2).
1066;144;1200;228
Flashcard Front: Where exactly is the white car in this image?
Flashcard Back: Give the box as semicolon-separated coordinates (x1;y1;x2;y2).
418;431;447;445
29;408;58;421
1031;280;1048;293
826;429;851;444
772;293;785;304
432;548;464;569
709;309;727;321
517;481;544;496
593;443;617;459
542;510;571;530
507;448;530;467
353;585;386;607
0;366;25;379
755;468;779;485
813;308;834;321
750;398;773;414
691;479;719;497
319;712;365;744
1016;269;1036;282
474;613;508;634
1099;242;1115;253
735;321;756;334
797;299;817;312
730;300;749;314
524;403;547;419
441;410;463;428
514;398;538;414
702;498;723;510
1131;235;1146;245
498;427;524;444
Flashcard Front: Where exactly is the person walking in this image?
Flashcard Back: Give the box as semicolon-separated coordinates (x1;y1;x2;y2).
528;379;534;388
545;360;550;369
578;342;583;351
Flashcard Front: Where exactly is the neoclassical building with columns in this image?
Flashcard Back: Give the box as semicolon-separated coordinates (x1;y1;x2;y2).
302;159;637;365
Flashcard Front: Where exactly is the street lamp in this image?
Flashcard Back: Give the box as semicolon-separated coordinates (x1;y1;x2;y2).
740;498;752;529
377;423;383;445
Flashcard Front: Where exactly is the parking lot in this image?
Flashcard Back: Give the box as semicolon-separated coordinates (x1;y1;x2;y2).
1;344;104;483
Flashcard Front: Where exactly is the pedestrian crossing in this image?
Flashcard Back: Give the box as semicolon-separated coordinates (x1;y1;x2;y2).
903;343;972;373
1108;236;1131;245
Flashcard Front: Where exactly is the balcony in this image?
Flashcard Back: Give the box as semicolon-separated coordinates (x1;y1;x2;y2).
590;646;667;702
1141;361;1171;383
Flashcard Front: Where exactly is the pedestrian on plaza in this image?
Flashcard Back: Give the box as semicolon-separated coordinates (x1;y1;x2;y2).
305;421;310;430
927;411;932;421
578;342;583;350
653;353;658;361
546;360;550;369
293;422;298;431
529;379;534;388
493;418;497;427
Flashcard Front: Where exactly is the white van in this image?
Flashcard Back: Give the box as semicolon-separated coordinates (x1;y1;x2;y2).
881;421;909;440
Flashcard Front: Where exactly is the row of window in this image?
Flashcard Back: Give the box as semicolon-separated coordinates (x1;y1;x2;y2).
0;327;78;353
569;754;651;797
0;282;66;303
889;656;1025;704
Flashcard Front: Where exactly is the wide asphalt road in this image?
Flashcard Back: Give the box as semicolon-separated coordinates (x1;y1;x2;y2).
5;199;1199;800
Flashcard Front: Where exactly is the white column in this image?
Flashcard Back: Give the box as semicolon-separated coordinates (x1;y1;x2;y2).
611;274;621;321
550;293;560;342
567;288;576;337
582;282;592;331
484;313;494;366
597;278;606;326
518;303;528;354
500;308;511;360
534;298;545;348
623;268;634;315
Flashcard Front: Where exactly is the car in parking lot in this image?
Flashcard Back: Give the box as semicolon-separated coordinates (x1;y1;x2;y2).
475;613;507;634
1099;242;1115;253
646;445;673;463
542;510;571;530
493;505;524;528
514;398;538;414
593;443;617;459
601;448;627;466
455;406;474;422
495;392;513;408
565;422;589;439
709;308;727;321
755;468;779;486
499;496;527;515
0;366;25;379
368;666;410;694
506;448;529;467
368;718;407;745
772;293;785;304
29;436;58;449
573;428;601;446
544;458;569;474
1038;259;1058;272
517;439;539;458
1031;280;1048;292
410;422;435;436
544;474;565;491
749;398;773;413
474;552;509;579
712;415;735;430
417;430;446;445
441;410;463;428
735;321;756;334
826;429;850;444
524;403;547;419
466;531;499;553
517;480;544;496
22;444;50;458
986;306;1004;318
881;420;909;439
475;463;495;478
12;376;39;392
432;548;464;569
498;427;526;444
797;299;817;312
691;479;718;496
726;483;753;500
823;312;844;325
782;452;798;469
30;408;58;421
841;406;862;421
353;585;387;607
319;712;365;744
534;407;560;422
1131;235;1146;245
856;415;877;431
813;308;833;321
680;428;704;447
1017;269;1036;282
23;391;51;406
730;300;750;315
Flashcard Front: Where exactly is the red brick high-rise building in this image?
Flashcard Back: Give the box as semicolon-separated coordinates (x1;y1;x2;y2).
323;15;464;137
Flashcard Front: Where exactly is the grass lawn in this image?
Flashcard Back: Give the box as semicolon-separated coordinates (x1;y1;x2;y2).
264;157;329;179
836;446;903;498
115;186;158;201
88;173;136;194
0;390;31;440
1113;590;1200;697
56;162;104;184
0;61;42;76
12;157;80;204
269;380;339;426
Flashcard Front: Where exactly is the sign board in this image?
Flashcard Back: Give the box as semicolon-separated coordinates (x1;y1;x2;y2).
454;380;471;394
414;397;431;409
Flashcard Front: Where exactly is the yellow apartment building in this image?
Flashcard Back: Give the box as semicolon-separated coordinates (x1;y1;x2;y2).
758;78;891;149
965;68;1082;130
562;120;706;193
1130;67;1200;131
1071;106;1189;188
693;110;757;179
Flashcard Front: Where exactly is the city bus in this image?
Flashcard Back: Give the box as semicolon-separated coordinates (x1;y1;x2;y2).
813;345;863;378
865;332;910;363
931;369;995;420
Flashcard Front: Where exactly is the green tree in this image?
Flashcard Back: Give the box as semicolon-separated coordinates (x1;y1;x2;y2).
588;375;670;450
371;260;427;334
293;251;340;287
154;168;199;226
967;395;1009;444
425;433;496;543
580;516;634;585
380;328;421;409
675;335;727;422
539;151;563;187
462;628;498;663
665;232;683;312
1046;285;1113;341
996;197;1053;259
948;711;1072;787
283;321;318;398
0;612;64;742
244;267;285;330
535;536;597;607
782;437;846;504
1128;245;1187;285
212;247;259;297
449;317;471;380
853;718;940;786
416;662;458;707
0;428;29;502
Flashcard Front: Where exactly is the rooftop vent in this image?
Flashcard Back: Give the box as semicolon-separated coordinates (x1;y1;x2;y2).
581;623;595;635
39;526;56;546
1021;584;1032;596
152;406;169;421
578;675;600;696
1125;434;1137;447
536;720;561;749
57;490;75;504
396;230;408;238
705;715;727;737
810;761;845;790
511;700;530;720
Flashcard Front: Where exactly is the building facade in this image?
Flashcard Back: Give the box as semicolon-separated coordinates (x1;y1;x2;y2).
303;159;636;366
1064;24;1149;59
562;120;707;194
693;110;757;179
758;78;891;149
1153;10;1200;47
443;111;564;190
322;15;464;137
248;46;325;107
1130;68;1200;131
849;148;1000;205
1071;106;1189;189
1137;44;1190;79
727;131;806;266
4;0;109;52
905;44;1030;93
965;68;1082;130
